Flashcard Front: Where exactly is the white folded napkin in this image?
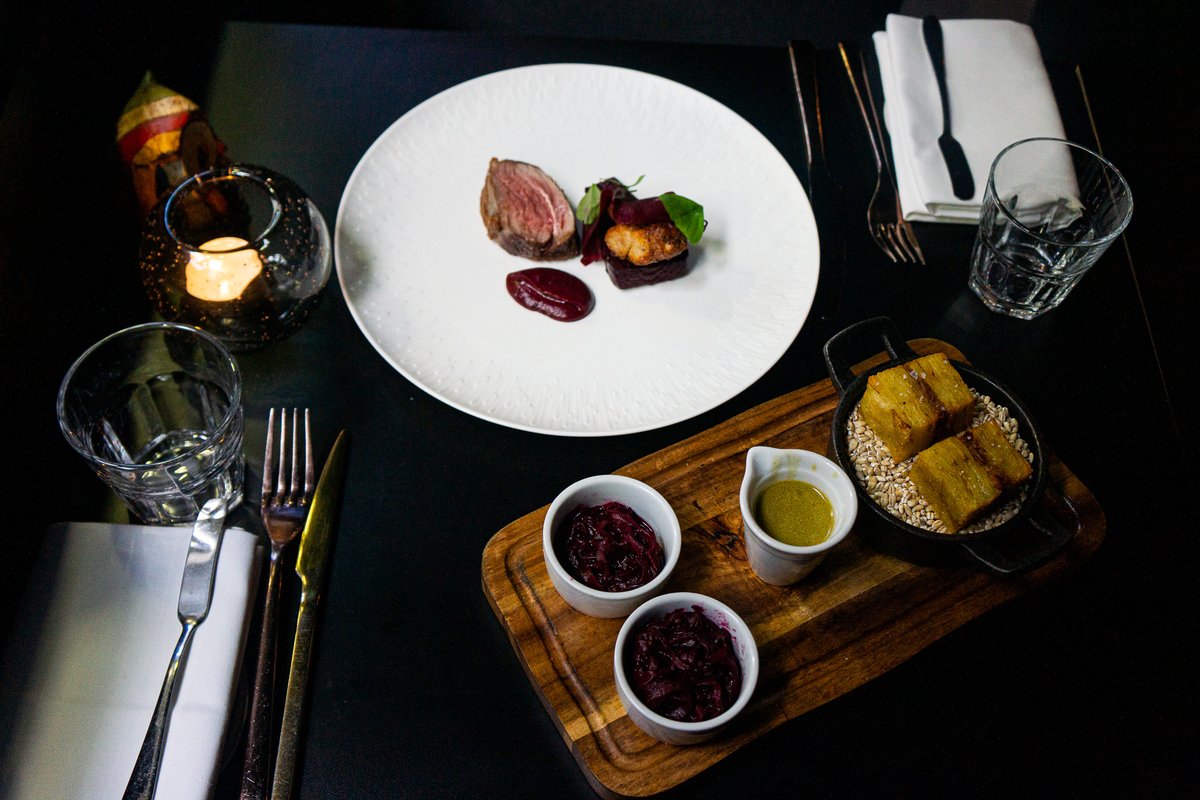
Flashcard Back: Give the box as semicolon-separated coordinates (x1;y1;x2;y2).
873;14;1067;223
0;522;261;800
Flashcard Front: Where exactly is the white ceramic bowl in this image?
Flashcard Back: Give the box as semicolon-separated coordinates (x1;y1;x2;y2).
542;475;682;618
739;446;858;585
613;592;759;745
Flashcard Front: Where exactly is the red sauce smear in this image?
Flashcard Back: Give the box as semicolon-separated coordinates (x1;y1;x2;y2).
629;606;742;722
557;501;664;591
505;267;594;322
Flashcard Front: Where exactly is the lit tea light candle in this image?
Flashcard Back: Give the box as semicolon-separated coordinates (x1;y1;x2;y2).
185;236;263;301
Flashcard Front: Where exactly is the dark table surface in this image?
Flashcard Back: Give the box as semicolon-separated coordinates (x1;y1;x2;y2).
1;17;1195;800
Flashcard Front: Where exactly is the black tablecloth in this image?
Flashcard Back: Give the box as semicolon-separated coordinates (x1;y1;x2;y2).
1;18;1194;799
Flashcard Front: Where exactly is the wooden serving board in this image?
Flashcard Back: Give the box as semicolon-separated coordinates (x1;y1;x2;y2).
481;339;1105;799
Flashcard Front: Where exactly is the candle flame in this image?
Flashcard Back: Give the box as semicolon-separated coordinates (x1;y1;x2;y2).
185;236;263;301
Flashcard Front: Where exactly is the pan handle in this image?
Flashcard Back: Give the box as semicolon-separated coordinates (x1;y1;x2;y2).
960;482;1079;575
822;316;917;395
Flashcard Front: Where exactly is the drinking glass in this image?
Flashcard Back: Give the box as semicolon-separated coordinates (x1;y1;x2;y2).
968;138;1132;319
57;322;245;525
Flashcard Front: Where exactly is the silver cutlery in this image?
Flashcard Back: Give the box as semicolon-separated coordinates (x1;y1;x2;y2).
787;40;819;200
923;15;975;200
123;497;228;800
788;40;841;203
272;429;348;800
788;39;848;321
242;409;315;800
839;42;906;263
856;45;924;264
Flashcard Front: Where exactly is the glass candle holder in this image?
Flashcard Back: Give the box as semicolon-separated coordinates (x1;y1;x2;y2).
140;164;331;350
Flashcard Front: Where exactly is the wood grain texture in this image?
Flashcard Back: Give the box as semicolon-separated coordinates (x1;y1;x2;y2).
481;339;1105;798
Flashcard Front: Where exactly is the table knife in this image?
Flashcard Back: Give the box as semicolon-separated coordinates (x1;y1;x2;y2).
123;498;228;800
271;430;349;800
923;15;975;200
786;40;845;323
787;40;818;198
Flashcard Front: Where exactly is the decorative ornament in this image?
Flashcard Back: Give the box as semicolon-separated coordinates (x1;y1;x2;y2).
116;72;229;214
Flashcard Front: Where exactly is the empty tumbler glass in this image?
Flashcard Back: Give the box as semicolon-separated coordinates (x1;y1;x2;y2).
968;138;1132;319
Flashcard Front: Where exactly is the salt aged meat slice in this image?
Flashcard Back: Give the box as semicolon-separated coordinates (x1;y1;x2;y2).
480;158;580;261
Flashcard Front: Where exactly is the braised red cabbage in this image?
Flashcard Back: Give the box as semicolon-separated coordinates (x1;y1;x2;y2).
578;179;633;265
629;606;742;723
557;501;664;591
609;194;674;226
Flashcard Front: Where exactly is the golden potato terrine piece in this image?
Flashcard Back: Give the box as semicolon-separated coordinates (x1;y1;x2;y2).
859;352;974;462
962;419;1033;491
910;436;1002;532
910;420;1032;533
909;353;975;433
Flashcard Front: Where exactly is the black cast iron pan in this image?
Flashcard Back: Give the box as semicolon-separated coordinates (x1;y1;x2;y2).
823;317;1077;574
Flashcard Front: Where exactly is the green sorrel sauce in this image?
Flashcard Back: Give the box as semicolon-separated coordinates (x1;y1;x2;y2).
754;480;833;546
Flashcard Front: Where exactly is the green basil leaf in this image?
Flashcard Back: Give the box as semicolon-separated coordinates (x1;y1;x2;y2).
575;183;602;224
659;193;705;244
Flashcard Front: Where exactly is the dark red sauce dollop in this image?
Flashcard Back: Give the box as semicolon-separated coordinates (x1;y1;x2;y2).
629;606;742;723
505;268;594;321
557;501;665;592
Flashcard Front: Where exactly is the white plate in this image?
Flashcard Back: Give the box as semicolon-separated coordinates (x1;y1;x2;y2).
335;63;818;436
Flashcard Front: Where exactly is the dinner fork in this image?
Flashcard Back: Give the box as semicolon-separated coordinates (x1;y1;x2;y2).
838;42;911;264
857;46;925;264
241;408;314;800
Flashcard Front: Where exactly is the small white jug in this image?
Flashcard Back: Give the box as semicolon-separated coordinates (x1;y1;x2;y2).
739;446;858;585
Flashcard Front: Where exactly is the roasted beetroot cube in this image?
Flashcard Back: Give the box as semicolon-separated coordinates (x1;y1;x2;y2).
603;246;690;290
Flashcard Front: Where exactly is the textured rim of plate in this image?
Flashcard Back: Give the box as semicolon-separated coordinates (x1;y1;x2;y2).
335;63;818;436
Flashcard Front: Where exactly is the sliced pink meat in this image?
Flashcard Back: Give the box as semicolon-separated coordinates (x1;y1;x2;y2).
480;158;579;261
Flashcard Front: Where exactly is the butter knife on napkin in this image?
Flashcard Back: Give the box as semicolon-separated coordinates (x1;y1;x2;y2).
873;14;1067;222
922;15;974;200
124;498;228;800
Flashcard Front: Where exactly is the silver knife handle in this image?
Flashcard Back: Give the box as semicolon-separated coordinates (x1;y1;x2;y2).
122;622;197;800
271;600;318;800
